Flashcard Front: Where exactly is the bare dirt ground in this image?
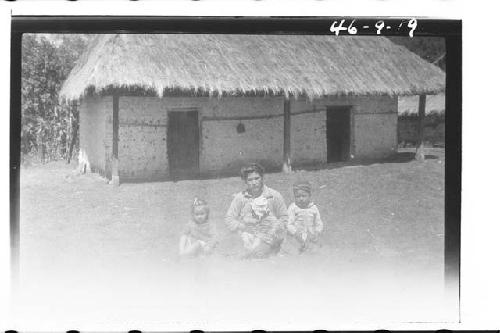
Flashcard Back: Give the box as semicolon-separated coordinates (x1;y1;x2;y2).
15;148;450;329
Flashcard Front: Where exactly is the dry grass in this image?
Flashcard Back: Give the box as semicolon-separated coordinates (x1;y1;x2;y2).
60;34;445;101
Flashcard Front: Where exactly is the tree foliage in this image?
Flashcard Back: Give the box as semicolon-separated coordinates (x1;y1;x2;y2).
388;36;446;71
21;34;90;163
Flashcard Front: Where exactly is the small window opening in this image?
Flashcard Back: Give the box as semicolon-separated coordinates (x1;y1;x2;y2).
236;122;246;134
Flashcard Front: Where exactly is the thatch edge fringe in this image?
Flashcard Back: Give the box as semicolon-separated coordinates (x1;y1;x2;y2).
59;84;445;105
59;34;446;103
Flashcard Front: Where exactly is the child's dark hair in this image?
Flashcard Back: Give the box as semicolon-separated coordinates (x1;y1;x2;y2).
293;180;312;194
240;163;265;181
192;197;210;217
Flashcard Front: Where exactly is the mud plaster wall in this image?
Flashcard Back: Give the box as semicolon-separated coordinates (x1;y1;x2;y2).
116;97;167;181
197;97;285;172
291;95;398;160
79;96;111;175
352;97;398;158
116;96;285;176
82;95;397;180
354;113;398;158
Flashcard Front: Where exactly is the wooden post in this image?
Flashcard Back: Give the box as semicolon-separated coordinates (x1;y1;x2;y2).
66;103;71;160
283;97;292;173
415;94;427;161
112;95;120;186
67;101;77;164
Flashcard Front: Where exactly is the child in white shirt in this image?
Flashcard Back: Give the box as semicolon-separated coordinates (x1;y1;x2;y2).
285;181;324;253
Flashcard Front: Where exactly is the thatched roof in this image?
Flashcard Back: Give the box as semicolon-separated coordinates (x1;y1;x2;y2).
60;34;445;101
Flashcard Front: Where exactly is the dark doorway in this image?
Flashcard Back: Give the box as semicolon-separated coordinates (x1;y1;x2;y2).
167;110;200;180
326;106;351;163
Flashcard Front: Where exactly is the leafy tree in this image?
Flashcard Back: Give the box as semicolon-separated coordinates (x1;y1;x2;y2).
388;36;446;71
21;34;90;163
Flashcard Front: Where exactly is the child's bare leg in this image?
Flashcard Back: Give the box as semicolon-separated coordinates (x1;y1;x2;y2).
240;233;265;259
179;235;189;255
252;241;273;259
239;232;253;259
201;240;217;255
241;232;254;250
281;231;305;255
302;232;321;253
179;235;203;257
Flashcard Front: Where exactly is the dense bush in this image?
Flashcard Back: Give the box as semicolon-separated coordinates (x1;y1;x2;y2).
388;36;446;71
21;34;89;163
398;111;445;147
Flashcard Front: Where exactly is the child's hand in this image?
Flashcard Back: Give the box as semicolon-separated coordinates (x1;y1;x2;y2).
199;240;208;250
206;240;218;252
241;232;252;245
259;233;273;244
287;225;297;235
293;226;303;236
243;215;257;225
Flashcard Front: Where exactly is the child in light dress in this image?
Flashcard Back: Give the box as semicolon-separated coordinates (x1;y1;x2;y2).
179;198;217;257
285;181;324;253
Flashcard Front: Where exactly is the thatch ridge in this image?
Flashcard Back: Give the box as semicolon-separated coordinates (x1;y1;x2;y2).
60;34;445;101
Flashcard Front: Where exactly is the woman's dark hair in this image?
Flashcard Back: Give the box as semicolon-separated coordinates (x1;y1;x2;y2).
240;163;265;180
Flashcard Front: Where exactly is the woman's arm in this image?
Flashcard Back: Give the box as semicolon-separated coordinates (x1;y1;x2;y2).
287;205;298;234
225;194;245;232
313;206;324;234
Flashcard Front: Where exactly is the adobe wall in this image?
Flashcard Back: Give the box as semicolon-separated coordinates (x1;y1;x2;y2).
79;96;111;176
197;97;285;173
115;98;168;181
116;96;286;176
289;101;326;165
155;96;328;173
81;94;398;181
351;96;398;158
292;95;398;160
80;96;283;179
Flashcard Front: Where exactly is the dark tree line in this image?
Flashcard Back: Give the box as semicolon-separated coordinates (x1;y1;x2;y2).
21;34;90;164
388;36;446;71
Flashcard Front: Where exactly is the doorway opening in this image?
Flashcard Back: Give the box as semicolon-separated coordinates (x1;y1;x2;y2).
167;110;200;180
326;106;352;163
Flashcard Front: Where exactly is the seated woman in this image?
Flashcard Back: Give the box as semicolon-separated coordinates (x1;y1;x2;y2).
224;163;288;259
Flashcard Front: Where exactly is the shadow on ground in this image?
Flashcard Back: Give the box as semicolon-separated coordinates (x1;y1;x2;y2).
283;151;441;174
25;149;443;184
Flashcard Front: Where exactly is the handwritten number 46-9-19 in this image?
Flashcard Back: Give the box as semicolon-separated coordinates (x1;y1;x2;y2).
330;19;417;37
